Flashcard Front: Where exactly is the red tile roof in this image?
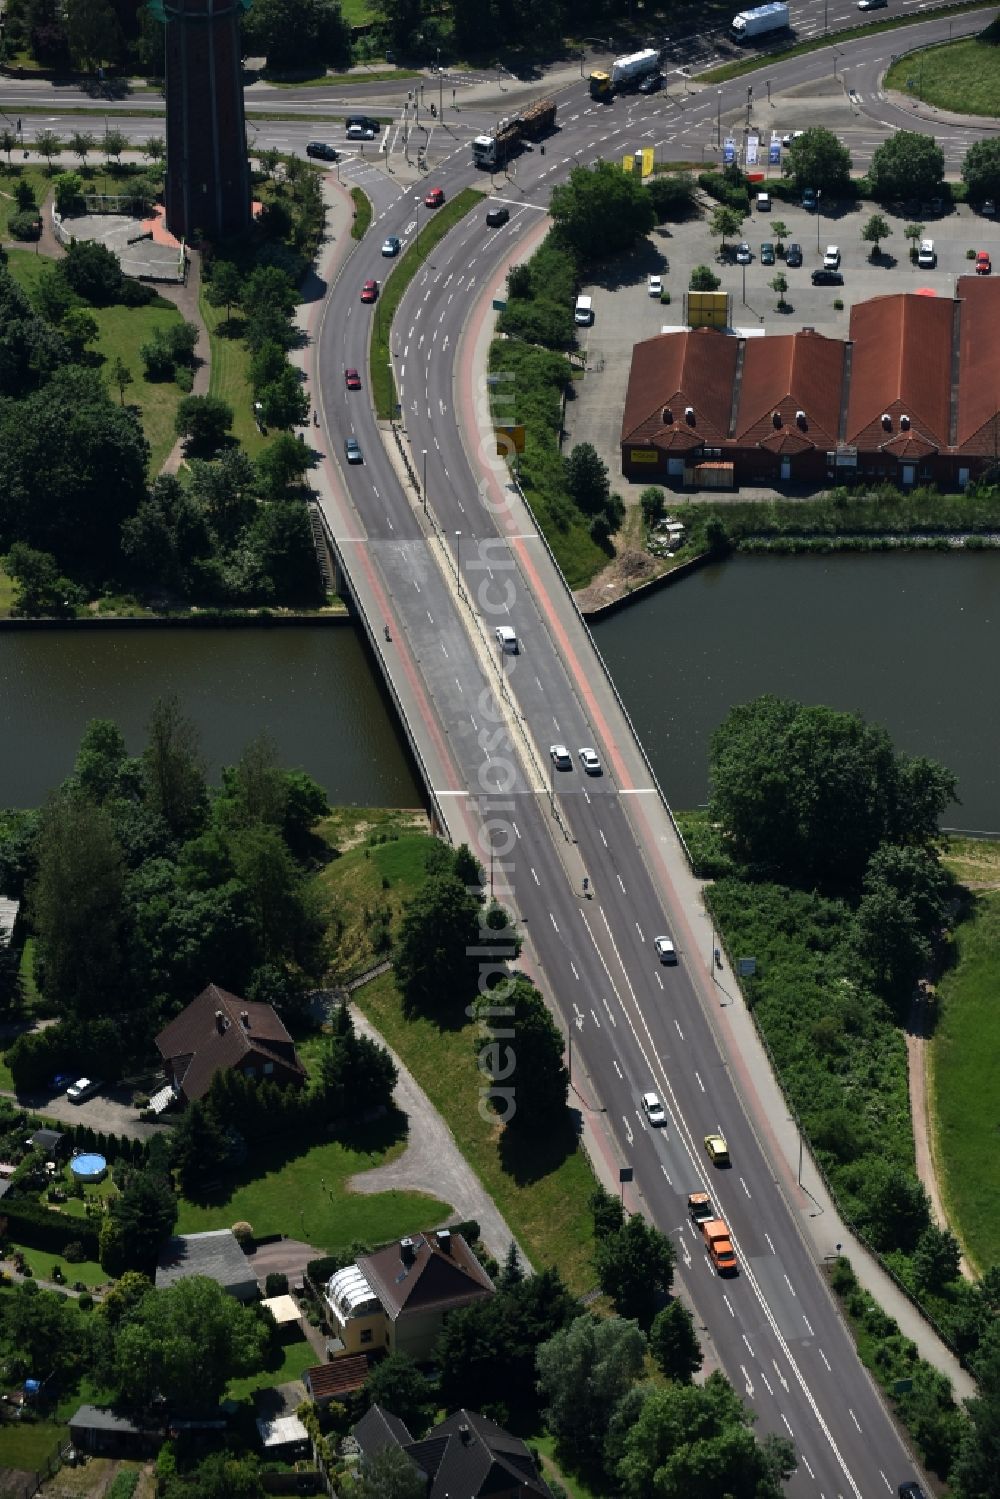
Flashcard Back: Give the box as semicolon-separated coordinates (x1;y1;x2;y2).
305;1356;371;1402
621;328;738;448
735;331;845;451
846;293;954;450
155;983;306;1103
955;276;1000;453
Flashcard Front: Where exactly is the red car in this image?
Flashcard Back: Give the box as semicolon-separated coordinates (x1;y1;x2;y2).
976;250;992;275
344;368;362;390
424;186;445;208
360;279;379;302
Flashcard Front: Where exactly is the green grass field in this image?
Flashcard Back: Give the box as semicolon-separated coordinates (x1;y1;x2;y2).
931;887;1000;1273
9;1245;107;1288
355;971;598;1294
0;1419;68;1473
6;248;188;475
226;1329;316;1400
313;808;435;977
198;293;269;459
884;37;1000;117
175;1127;450;1253
0;166;49;236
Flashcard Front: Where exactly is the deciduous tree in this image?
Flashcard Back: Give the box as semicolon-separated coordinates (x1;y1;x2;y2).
783;126;852;193
550;160;656;262
861;212;892;258
594;1213;675;1330
359;1351;436;1435
869;131;944;203
536;1314;646;1480
142;694;208;843
649;1300;703;1383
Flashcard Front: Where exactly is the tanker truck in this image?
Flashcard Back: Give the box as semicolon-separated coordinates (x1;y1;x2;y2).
472;97;557;169
730;2;790;40
589;48;660;101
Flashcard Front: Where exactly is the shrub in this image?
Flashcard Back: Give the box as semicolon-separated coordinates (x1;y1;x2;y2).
9;211;41;241
62;1241;87;1263
0;1196;100;1258
174;366;194;393
265;1271;289;1297
231;1220;254;1248
689;264;721;292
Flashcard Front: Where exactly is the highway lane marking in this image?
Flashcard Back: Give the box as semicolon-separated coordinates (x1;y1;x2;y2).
741;1365;754;1398
655;973;663;989
602;996;617;1028
570;960;579;979
743;1333;755;1358
599;829;608;845
772;1359;789;1392
454;677;463;692
623;1115;633;1144
613;1059;623;1079
803;1315;814;1337
800;1455;815;1480
723;1295;735;1318
784;1273;797;1297
635;922;644;940
573;1003;583;1020
512;821;520;839
761;1372;773;1396
440;641;449;658
781;1415;794;1437
818;1348;831;1371
530;867;539;884
848;1408;861;1432
880;1469;891;1489
740;1176;751;1198
674;1018;684;1040
591;1008;601;1027
584;791;591;805
617;874;627;893
549;912;560;932
764;1232;775;1253
694;1070;705;1092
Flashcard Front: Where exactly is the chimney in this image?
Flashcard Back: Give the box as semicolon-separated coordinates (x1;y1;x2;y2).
400;1237;416;1266
435;1229;452;1255
458;1423;472;1445
215;1010;227;1034
240;1011;250;1029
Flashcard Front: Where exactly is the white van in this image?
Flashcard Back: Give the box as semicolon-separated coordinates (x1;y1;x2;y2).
495;625;519;653
756;190;771;211
574;294;593;326
918;239;936;267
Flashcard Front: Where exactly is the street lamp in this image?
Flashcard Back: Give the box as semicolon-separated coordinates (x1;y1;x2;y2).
455;530;462;598
422;448;428;516
816;189;823;251
717;89;722;147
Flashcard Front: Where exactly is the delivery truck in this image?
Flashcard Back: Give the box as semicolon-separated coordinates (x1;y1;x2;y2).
730;2;790;40
589;48;660;100
701;1217;738;1275
472;97;557;169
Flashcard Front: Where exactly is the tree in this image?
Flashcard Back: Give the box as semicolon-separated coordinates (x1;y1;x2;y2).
497;1241;524;1291
645;171;696;222
30;789;126;1015
61;306;99;356
649;1301;703;1383
474;975;568;1131
74;718;128;802
60;238;124;304
33;128;62;172
770;219;789;251
360;1352;436;1435
68;129;96;168
142;694;208;843
689;264;721;291
170;1098;231;1195
110;355;133;405
2;1281;87;1382
108;1276;270;1411
316;1001;397;1121
395;870;482;1014
257;365;310;430
709;203;743;249
3;543;82;618
245;502;324;606
640;486;665;527
962;136;1000;205
143;136;165;163
784;126;852;193
952;1321;1000;1499
53;170;85;217
65;0;122;70
594;1214;675;1329
550;160;655;262
617;1374;796;1498
565;442;610;515
229;823;322;964
912;1224;961;1293
255;432;312;499
853;883;929;1003
205;260;243;324
536;1314;647;1482
861;212;892;259
243;0;351;70
590;1185;625;1239
869;131;944;203
904;222;925;261
0;129;17;168
101;1168;178;1276
770;271;789;310
175;394;234;455
102;128;128;167
341;1446;425;1499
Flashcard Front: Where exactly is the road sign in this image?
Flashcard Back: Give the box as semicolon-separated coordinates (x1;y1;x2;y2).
496;424;526;455
619;1166;634;1183
723;137;735;165
738;957;757;977
491;298;507;311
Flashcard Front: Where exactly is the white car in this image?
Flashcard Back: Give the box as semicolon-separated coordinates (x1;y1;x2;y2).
549;744;572;770
648;274;663;297
735;242;752;264
642;1091;667;1126
917;239;936;267
823;245;841;269
654;935;677;964
578;747;601;775
66;1077;101;1103
495;625;518;653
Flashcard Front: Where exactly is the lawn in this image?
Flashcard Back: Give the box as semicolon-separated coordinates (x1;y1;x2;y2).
355;971;598;1294
175;1125;450;1253
884;36;1000;118
226;1330;316;1400
930;887;1000;1274
6;248;187;476
10;1244;108;1288
198;293;269;458
0;1419;68;1473
531;1434;603;1499
0;165;49;237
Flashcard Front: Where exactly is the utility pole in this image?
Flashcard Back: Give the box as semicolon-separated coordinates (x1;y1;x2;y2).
422;449;428;515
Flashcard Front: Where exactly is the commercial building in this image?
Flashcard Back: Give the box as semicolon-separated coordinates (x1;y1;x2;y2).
621;279;1000;491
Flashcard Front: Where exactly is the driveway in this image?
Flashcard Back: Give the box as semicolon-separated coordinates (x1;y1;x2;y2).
349;1007;528;1271
4;1085;169;1140
246;1237;320;1289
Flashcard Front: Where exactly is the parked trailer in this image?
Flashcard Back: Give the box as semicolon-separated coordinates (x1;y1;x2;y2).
589;48;659;100
730;1;790;39
472;97;557;168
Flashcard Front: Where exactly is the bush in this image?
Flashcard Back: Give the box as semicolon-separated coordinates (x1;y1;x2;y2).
265;1271;289;1297
76;1292;94;1311
62;1241;87;1263
9;211;41;241
231;1220;254;1249
0;1195;100;1258
697;168;749;212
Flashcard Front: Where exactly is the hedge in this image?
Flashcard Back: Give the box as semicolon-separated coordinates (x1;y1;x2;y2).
0;1195;101;1259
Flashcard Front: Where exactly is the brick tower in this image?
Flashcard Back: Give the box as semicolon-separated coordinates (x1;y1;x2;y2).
157;0;251;239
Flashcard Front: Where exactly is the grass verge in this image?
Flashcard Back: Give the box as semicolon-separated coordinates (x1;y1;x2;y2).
0;564;15;620
355;970;598;1294
350;186;372;241
930;885;1000;1274
198;293;269;459
370;187;485;419
175;1123;450;1252
226;1330;317;1400
884;35;1000;115
701;0;993;81
0;1420;68;1472
266;68;421;88
10;1244;107;1288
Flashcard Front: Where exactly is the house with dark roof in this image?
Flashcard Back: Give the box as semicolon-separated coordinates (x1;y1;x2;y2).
620;279;1000;491
155;1229;258;1302
324;1230;494;1362
352;1405;552;1499
155;983;306;1105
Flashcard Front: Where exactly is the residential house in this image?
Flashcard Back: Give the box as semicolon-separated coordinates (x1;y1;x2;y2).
155;982;307;1106
156;1229;258;1302
353;1404;552;1498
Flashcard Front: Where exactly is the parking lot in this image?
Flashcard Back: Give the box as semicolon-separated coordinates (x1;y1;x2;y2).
565;192;1000;490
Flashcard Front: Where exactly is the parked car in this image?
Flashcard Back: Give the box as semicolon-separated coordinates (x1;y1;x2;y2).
549;744;572;770
486;206;510;227
654;935;677;963
760;242;775;265
361;279;379;302
811;267;843;285
344;437;363;464
801;186;817;210
425;186;445;208
648;274;663;296
306;141;337;160
917;239;936;268
344;368;362;390
641;1092;667;1125
976;250;992;275
982;199;996;217
823;245;840;269
785;242;803;267
67;1078;102;1103
381;235;401;256
578;747;602;775
735;242;752;264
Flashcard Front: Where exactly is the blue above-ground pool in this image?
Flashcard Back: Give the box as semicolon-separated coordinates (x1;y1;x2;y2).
70;1153;107;1183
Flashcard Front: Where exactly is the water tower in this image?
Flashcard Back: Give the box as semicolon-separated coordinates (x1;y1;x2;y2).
154;0;252;239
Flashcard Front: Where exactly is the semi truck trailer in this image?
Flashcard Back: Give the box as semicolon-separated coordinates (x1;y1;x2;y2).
730;2;790;40
472;97;557;169
589;48;660;100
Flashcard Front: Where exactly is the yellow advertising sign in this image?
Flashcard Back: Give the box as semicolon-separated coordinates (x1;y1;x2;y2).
629;449;660;464
687;290;728;328
496;424;526;456
640;148;654;178
622;154;635;173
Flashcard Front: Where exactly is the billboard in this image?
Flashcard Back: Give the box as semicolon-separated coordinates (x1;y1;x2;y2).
768;138;781;166
496;424;526;455
723;137;735;165
687;290;729;328
746;134;759;166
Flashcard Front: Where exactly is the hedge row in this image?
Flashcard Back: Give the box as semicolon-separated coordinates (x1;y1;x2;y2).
0;1195;101;1259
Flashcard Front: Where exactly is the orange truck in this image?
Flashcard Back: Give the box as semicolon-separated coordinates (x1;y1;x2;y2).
701;1217;738;1275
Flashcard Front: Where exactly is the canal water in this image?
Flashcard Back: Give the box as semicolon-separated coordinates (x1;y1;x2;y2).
1;552;997;827
0;626;421;811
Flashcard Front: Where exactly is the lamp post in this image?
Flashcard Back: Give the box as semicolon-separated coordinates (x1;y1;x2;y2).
438;49;443;118
717;89;722;147
816;189;822;252
455;530;462;598
422;448;428;515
